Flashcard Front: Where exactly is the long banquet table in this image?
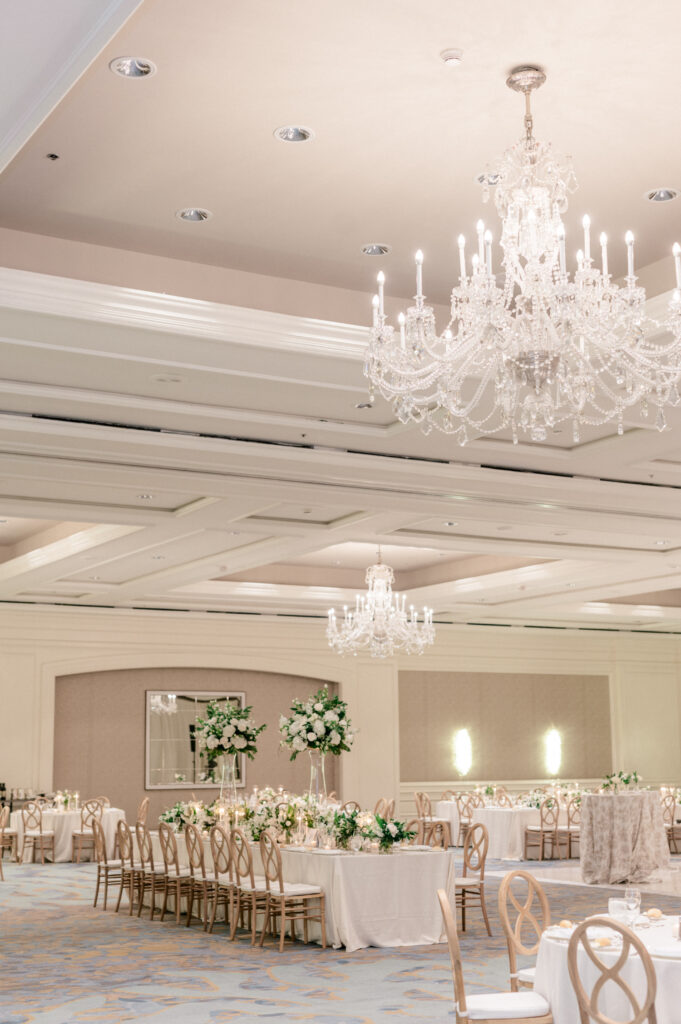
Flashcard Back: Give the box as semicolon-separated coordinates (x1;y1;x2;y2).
150;831;456;951
10;807;124;862
580;791;669;883
535;916;681;1024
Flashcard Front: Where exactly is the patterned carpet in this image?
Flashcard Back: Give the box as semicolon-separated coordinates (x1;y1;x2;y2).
2;858;681;1024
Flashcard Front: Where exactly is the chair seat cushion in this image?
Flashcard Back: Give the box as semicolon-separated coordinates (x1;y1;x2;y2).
239;875;267;892
453;876;481;887
1;828;17;836
216;872;233;886
518;966;536;983
280;881;322;896
72;829;94;837
464;991;550;1019
525;825;554;832
25;830;55;836
101;859;123;868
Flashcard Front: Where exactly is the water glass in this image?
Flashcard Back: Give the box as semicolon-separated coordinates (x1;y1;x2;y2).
608;897;629;923
624;887;641;924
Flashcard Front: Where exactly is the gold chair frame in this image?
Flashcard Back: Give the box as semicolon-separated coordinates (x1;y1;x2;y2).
258;829;326;951
209;823;235;933
454;822;492;935
71;798;103;863
523;799;565;861
567;917;657;1024
20;802;55;864
498;869;551;991
92;817;122;910
158;822;194;925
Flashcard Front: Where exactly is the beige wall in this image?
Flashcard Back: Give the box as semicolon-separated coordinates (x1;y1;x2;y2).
2;604;681;820
54;667;337;824
399;671;611;782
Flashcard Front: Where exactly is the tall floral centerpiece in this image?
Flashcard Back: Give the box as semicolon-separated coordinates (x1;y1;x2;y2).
279;687;355;800
194;700;266;801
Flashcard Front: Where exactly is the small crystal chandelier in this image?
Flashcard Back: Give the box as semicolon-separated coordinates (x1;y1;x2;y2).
327;549;435;657
365;66;681;444
150;693;177;715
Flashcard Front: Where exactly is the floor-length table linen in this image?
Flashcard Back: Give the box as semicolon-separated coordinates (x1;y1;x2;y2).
150;831;456;950
10;807;124;862
435;801;569;859
435;801;460;843
534;917;681;1024
580;792;669;883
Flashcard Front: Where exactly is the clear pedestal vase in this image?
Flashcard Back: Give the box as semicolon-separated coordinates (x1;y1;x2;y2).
220;753;239;807
308;749;327;803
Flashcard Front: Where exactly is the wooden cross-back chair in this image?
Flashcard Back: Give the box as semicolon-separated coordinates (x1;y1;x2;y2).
158;821;193;925
136;796;150;824
20;801;55;864
134;820;165;920
437;889;553;1023
455;793;474;845
524;799;565;861
184;822;217;930
441;789;457;801
114;819;141;915
341;800;360;812
258;829;326;951
566;797;581;858
498;870;551;991
209;823;234;933
91;817;122;910
567;917;657;1024
415;791;450;845
0;804;18;868
404;818;424;845
453;822;492;935
374;797;395;819
71;798;103;863
496;790;514;808
229;826;268;943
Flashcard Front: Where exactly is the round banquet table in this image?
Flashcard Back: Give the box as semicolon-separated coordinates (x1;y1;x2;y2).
435;801;460;843
10;807;124;862
149;831;456;950
580;791;669;884
534;916;681;1024
436;801;568;859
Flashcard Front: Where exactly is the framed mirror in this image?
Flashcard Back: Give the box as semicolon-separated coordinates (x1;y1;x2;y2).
145;690;246;789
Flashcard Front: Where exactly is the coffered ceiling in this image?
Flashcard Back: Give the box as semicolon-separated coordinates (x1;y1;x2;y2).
1;2;681;634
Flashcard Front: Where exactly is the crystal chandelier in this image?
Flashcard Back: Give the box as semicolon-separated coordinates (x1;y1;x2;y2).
327;549;435;657
150;693;177;715
365;66;681;444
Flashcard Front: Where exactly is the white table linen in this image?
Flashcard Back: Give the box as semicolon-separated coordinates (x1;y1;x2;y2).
436;801;568;859
581;792;669;884
535;916;681;1024
11;807;124;862
435;801;460;843
150;831;456;951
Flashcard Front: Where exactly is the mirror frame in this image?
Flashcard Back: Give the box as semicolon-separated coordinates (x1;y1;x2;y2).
145;690;246;790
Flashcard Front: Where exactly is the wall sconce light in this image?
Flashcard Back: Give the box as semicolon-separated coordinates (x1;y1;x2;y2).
545;728;562;776
453;728;472;776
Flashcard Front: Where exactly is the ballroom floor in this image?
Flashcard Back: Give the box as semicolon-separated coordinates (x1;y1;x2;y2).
3;859;681;1023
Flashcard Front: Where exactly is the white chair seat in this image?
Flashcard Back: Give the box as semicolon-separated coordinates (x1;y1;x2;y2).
517;966;536;984
25;829;55;836
216;872;233;886
239;875;268;892
166;868;192;877
453;876;482;887
101;859;123;867
568;825;581;832
525;825;553;832
1;828;17;835
72;829;94;837
464;990;550;1019
279;881;322;896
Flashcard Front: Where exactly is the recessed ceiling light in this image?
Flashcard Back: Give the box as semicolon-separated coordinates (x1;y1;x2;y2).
567;583;576;589
355;401;374;409
137;493;154;500
151;373;183;384
444;521;458;527
553;530;568;537
440;48;463;66
274;125;314;143
176;208;212;222
45;153;60;161
109;56;156;79
151;555;166;560
644;187;679;203
361;244;391;256
655;539;669;546
88;575;101;581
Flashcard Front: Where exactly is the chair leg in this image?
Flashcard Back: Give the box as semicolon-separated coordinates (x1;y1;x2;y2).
279;901;286;952
461;889;466;932
320;896;327;949
94;867;101;907
229;890;240;940
186;883;194;928
160;879;168;922
480;885;492;937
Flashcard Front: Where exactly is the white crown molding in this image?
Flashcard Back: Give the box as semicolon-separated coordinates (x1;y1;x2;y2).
0;267;369;359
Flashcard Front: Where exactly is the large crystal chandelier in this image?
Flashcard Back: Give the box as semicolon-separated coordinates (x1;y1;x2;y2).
365;66;681;444
327;550;434;657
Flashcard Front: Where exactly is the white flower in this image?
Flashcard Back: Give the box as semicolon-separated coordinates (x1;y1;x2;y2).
313;719;325;736
314;702;324;711
279;715;287;729
222;723;235;738
307;732;317;741
206;736;219;750
329;730;340;746
293;736;306;751
232;734;247;749
288;720;301;735
236;720;247;731
323;710;338;723
387;822;398;837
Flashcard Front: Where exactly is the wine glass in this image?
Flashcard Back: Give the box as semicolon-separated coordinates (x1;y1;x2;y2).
624;887;641;925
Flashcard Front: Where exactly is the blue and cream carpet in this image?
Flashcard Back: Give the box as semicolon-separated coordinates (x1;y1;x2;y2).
2;858;681;1023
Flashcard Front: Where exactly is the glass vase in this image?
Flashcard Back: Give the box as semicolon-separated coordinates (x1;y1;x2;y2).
308;749;327;803
219;753;239;806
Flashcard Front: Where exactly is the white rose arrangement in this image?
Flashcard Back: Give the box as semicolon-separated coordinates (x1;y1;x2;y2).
279;687;355;759
194;700;266;771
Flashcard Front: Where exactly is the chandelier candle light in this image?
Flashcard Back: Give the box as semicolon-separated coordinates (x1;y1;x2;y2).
365;66;681;444
327;549;434;656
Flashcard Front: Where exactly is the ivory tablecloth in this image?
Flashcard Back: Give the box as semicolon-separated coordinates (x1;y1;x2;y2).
149;831;456;950
535;916;681;1024
11;807;124;862
580;792;669;884
435;801;460;843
